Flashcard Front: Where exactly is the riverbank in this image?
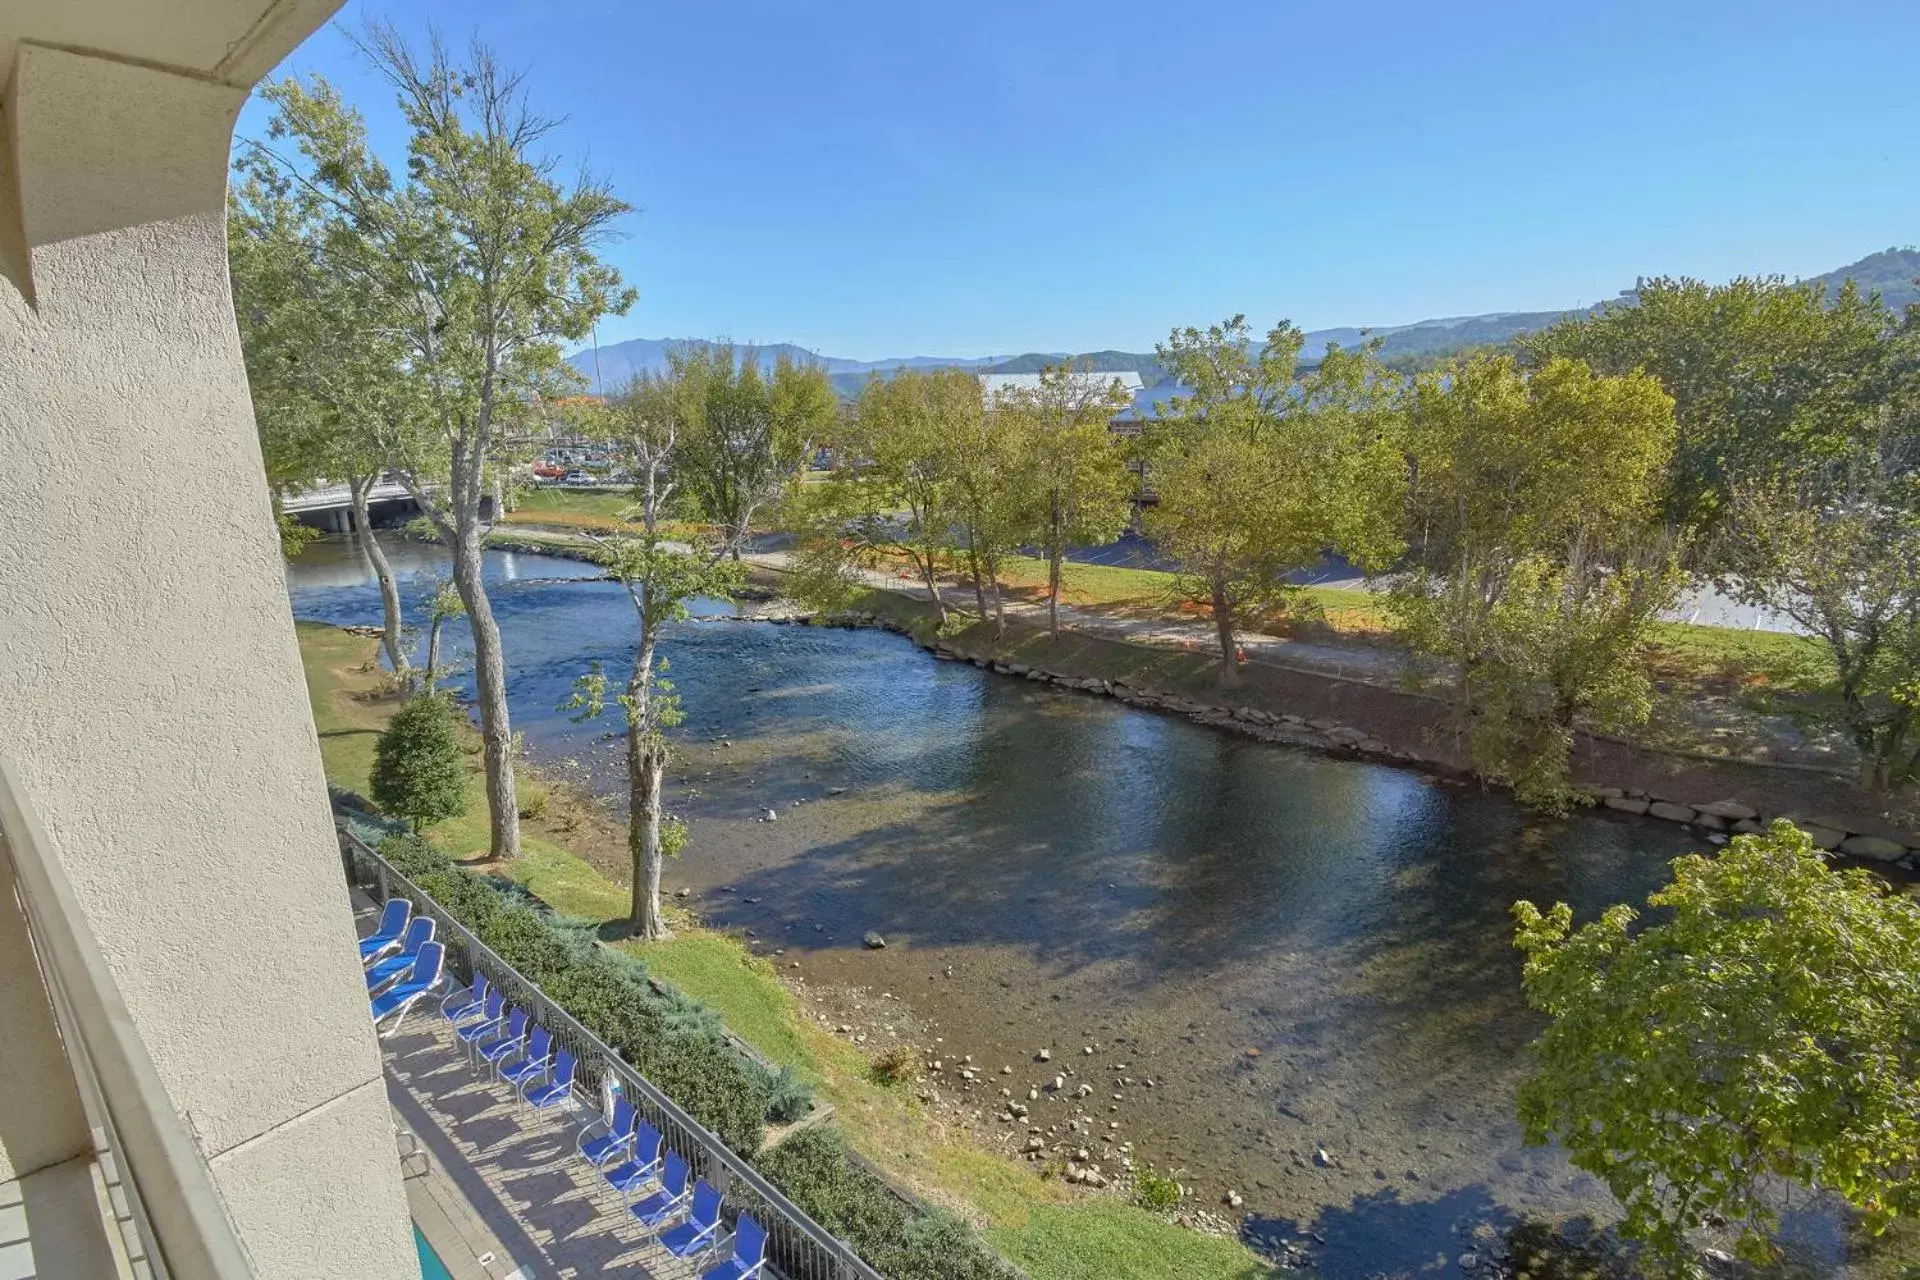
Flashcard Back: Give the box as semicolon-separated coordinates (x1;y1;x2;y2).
296;621;1273;1280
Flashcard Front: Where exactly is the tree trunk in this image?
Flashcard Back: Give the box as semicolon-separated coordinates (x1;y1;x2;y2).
918;549;947;624
351;475;410;683
1047;498;1068;641
965;533;990;622
987;549;1007;635
449;516;520;859
425;616;444;694
627;640;671;939
1211;574;1239;682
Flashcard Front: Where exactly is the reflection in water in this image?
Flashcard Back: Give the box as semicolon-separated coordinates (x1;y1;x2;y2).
286;538;1844;1275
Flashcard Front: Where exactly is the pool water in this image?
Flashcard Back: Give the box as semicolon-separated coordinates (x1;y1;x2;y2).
414;1226;454;1280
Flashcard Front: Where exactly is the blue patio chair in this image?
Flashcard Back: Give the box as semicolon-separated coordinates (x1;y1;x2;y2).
440;972;491;1026
628;1150;690;1232
370;942;444;1034
523;1047;576;1111
702;1214;766;1280
577;1094;637;1168
358;898;412;964
475;1007;530;1078
659;1179;723;1265
601;1121;663;1198
454;989;507;1065
498;1025;554;1092
365;917;435;993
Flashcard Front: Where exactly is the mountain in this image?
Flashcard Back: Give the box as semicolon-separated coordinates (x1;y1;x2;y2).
567;247;1920;395
1808;247;1920;312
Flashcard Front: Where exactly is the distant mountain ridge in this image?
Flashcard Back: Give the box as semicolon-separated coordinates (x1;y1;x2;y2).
568;247;1920;395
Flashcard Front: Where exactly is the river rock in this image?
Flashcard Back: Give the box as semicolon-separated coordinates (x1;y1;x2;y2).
763;807;778;821
1840;834;1909;862
1603;796;1651;815
1691;811;1727;831
1731;818;1764;834
862;931;887;949
1798;824;1846;850
1648;801;1697;823
1694;799;1759;821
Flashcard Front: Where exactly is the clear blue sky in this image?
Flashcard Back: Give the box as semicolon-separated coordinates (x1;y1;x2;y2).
240;0;1920;361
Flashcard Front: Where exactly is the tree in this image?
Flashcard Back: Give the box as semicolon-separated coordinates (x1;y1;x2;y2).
673;345;835;560
1521;275;1898;526
1001;363;1135;638
1143;316;1406;679
1716;414;1920;789
1391;354;1683;808
1512;821;1920;1273
228;165;423;678
422;578;466;694
246;26;635;860
565;378;746;938
370;693;470;833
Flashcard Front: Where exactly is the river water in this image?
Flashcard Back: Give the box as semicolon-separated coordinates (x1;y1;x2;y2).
287;536;1847;1277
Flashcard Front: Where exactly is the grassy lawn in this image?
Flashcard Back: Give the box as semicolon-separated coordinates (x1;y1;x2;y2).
298;620;1269;1280
500;487;711;538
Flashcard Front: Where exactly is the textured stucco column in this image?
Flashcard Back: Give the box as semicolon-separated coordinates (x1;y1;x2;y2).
0;40;415;1279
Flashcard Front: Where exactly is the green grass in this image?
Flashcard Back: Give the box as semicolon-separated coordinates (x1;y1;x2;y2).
511;487;636;519
298;620;1265;1280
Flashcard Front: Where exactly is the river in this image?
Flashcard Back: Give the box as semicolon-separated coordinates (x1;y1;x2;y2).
287;535;1847;1277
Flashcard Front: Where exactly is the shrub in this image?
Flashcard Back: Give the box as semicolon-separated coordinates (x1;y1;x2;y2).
1131;1163;1183;1213
764;1066;812;1123
868;1043;920;1087
369;694;468;832
756;1128;1018;1280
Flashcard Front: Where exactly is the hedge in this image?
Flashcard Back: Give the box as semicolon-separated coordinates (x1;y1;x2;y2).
755;1128;1021;1280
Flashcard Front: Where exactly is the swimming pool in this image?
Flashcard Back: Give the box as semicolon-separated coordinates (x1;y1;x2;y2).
414;1226;454;1280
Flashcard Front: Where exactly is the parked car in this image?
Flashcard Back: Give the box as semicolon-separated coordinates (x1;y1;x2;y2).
563;470;593;485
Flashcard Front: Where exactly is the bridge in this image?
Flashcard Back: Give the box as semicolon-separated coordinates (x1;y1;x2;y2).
283;479;422;532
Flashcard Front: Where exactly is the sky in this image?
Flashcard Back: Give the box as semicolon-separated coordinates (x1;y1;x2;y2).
239;0;1920;361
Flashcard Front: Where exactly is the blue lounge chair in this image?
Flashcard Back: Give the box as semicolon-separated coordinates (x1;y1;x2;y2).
365;917;436;993
475;1007;530;1077
578;1094;637;1168
628;1150;690;1231
602;1121;663;1197
659;1179;723;1265
358;898;412;964
702;1214;766;1280
370;942;444;1033
440;972;492;1026
498;1026;554;1092
454;989;507;1065
523;1047;576;1111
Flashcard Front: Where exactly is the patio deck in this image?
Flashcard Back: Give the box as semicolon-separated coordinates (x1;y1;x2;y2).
383;1004;690;1279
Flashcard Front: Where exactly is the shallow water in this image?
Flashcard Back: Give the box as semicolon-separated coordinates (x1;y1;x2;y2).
287;535;1843;1277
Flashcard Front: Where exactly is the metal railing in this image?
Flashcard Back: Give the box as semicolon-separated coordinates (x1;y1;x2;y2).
341;828;884;1280
0;756;255;1278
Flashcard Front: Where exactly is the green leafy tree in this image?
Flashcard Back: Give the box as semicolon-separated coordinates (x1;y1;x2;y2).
1521;275;1898;525
370;693;470;832
564;376;746;938
1000;363;1136;638
1145;317;1406;680
1716;413;1920;789
422;578;466;694
1392;353;1683;808
673;344;835;560
837;368;967;624
245;26;635;860
227;166;424;678
1513;821;1920;1273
